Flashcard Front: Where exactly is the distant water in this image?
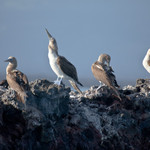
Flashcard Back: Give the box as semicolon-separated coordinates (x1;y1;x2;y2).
0;74;136;90
70;87;89;92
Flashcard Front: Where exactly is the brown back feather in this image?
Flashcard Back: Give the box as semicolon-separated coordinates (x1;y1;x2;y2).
106;66;119;88
57;56;79;82
7;70;29;103
12;70;29;90
91;61;112;87
91;61;121;100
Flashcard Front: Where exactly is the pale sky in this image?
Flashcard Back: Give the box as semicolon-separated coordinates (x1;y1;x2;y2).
0;0;150;87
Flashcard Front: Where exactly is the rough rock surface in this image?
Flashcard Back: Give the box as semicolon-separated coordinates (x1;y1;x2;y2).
0;79;150;150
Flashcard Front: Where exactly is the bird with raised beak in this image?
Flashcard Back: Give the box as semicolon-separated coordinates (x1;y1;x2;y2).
45;29;83;95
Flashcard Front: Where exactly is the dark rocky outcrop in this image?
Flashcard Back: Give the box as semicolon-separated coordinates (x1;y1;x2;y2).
0;79;8;89
0;79;150;150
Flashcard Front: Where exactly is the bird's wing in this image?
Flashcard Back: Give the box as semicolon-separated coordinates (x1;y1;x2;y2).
57;56;79;82
91;61;112;87
108;66;114;72
107;67;119;88
7;73;24;94
92;61;121;100
6;71;28;104
9;70;29;91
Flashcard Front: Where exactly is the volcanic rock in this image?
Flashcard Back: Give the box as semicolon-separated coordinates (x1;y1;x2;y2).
0;79;150;150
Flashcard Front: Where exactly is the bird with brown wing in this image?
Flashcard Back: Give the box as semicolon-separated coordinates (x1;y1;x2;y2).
5;56;29;105
46;29;83;95
91;54;121;100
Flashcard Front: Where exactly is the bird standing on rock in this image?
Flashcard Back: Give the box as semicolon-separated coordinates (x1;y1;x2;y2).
45;29;83;95
98;54;120;88
91;54;121;100
5;56;29;105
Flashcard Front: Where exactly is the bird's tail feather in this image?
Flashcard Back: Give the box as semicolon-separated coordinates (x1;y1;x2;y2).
77;81;83;86
69;81;83;95
17;91;28;104
110;86;122;101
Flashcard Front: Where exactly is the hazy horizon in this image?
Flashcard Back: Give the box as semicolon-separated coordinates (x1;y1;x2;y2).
0;72;137;88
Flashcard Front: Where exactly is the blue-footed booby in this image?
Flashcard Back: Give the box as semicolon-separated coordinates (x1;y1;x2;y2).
5;56;29;104
98;54;120;88
143;48;150;73
45;29;83;95
91;54;121;100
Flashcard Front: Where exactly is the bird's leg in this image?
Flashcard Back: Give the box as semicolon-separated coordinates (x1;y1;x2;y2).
96;81;105;91
57;77;63;85
96;86;101;91
54;77;59;84
54;77;62;86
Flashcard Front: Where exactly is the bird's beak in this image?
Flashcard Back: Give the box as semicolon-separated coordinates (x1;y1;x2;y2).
4;59;9;62
45;28;52;39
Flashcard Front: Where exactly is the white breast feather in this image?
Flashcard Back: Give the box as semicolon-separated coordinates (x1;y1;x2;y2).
143;55;150;73
48;51;73;81
48;51;63;77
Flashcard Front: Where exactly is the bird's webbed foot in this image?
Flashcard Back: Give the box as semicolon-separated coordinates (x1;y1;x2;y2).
96;81;105;91
54;77;63;86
